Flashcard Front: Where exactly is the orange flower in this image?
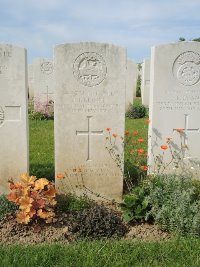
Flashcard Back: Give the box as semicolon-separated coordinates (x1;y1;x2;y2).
106;128;111;132
56;173;65;180
125;131;130;135
160;145;168;150
144;119;150;124
137;149;144;154
137;138;144;143
112;133;118;138
175;128;184;133
141;166;148;171
133;131;138;135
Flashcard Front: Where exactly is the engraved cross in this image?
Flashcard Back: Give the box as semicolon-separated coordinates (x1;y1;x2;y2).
173;114;199;158
76;116;103;161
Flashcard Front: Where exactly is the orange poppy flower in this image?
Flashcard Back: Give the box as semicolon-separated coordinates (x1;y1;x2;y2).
133;131;138;135
160;145;168;150
175;128;184;133
144;119;150;124
125;131;130;135
137;138;145;143
112;133;118;138
106;128;111;132
56;173;65;180
141;166;148;171
137;149;144;154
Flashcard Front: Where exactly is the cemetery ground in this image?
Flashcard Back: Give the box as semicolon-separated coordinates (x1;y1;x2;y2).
1;104;200;266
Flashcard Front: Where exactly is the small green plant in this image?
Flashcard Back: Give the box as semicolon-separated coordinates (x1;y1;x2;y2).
0;194;17;220
57;194;91;213
146;174;200;236
121;184;150;222
70;203;128;239
126;103;147;119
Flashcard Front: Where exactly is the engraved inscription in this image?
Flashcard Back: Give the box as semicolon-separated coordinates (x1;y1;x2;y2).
0;106;4;125
40;61;53;74
73;52;107;87
157;89;200;111
0;65;8;74
173;51;200;86
0;49;11;57
76;116;103;161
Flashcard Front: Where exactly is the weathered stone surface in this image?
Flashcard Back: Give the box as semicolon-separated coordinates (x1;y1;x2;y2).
141;58;150;107
32;58;54;107
0;43;28;193
54;42;126;201
126;59;138;111
148;42;200;176
28;64;34;99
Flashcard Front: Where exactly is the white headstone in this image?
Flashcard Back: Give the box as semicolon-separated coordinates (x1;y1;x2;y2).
141;58;150;106
0;44;28;194
126;59;138;111
32;58;54;108
54;42;126;201
28;64;34;99
148;42;200;176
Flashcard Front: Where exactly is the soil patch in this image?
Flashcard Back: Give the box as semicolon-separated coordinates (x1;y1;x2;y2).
0;210;172;245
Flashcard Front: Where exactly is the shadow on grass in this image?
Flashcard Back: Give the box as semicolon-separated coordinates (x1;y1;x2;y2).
29;163;55;181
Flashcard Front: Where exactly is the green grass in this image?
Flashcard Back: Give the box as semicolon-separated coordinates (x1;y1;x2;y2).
29;120;54;180
1;239;200;267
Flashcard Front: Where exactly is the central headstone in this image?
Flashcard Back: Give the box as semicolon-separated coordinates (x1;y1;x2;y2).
148;41;200;176
0;44;28;194
54;43;126;200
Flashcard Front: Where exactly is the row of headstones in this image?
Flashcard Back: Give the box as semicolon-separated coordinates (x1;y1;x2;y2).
28;55;138;112
1;41;200;200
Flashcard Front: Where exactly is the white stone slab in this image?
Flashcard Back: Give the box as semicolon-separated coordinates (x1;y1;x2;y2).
141;58;150;106
32;58;54;107
126;59;138;111
148;42;200;176
28;64;34;99
0;43;29;194
54;42;126;201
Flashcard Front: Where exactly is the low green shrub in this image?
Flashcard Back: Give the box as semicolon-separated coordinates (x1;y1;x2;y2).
126;103;147;119
147;175;200;236
0;195;17;220
71;203;128;239
57;194;91;213
121;185;150;222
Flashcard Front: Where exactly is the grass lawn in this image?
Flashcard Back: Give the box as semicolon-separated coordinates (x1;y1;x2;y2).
1;239;200;267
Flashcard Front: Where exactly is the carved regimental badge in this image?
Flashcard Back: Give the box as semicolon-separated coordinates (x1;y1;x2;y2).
173;51;200;86
73;52;107;87
0;106;4;126
40;61;53;74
